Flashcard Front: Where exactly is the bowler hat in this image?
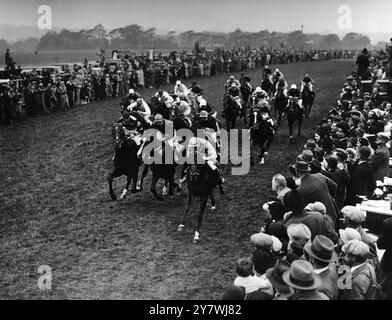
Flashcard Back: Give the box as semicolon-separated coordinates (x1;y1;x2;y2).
282;260;321;290
304;235;337;263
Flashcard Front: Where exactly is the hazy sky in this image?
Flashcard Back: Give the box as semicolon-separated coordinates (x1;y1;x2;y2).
1;0;392;35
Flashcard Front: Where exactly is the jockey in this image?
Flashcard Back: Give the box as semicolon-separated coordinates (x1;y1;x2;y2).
227;82;242;110
187;136;225;190
198;95;213;113
224;75;241;93
174;80;188;97
287;84;301;99
151;113;182;157
197;110;220;150
127;88;140;103
127;97;151;124
188;81;203;96
301;73;314;92
118;111;144;146
248;86;268;108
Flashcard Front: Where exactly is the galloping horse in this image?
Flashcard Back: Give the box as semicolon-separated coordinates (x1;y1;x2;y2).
138;139;178;201
222;94;240;130
272;86;288;126
177;150;219;244
284;96;305;144
107;123;142;201
301;84;315;119
249;108;276;165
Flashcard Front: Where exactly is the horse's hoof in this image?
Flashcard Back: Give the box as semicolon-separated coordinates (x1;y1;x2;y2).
177;224;185;232
136;187;143;193
211;206;216;211
259;158;265;165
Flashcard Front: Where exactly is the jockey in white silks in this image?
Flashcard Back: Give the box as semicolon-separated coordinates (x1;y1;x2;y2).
127;97;151;124
187;136;218;171
174;80;189;97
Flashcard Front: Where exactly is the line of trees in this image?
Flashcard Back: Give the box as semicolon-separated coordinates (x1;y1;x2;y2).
0;23;374;52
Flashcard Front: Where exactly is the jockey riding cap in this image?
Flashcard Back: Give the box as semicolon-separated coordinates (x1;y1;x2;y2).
231;82;237;88
199;110;208;118
290;84;297;89
254;87;263;93
154;114;164;123
176;80;181;85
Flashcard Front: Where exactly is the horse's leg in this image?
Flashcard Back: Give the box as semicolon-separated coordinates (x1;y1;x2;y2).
120;176;132;200
259;142;266;165
137;164;149;191
178;192;195;231
210;192;216;211
107;171;117;201
131;171;138;194
150;174;163;201
298;117;303;137
288;118;293;144
162;180;168;196
193;195;209;244
168;173;175;197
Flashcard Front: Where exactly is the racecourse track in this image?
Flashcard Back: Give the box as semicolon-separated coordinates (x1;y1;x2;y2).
0;59;354;299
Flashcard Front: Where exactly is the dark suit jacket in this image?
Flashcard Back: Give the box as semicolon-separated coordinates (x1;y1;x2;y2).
377;217;392;277
284;210;327;240
346;161;376;204
317;263;339;300
288;289;329;300
370;145;390;182
297;173;338;222
340;262;375;300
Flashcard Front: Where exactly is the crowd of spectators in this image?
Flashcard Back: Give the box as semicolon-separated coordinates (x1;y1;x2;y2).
222;48;392;300
0;47;352;126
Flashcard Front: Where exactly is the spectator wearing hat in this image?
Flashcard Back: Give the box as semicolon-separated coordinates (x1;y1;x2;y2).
286;223;311;262
339;240;376;300
341;206;379;273
325;155;349;209
283;260;329;300
291;159;338;225
283;190;328;241
356;48;370;79
346;146;376;205
250;232;280;265
370;132;390;182
233;257;271;295
303;235;339;300
271;174;291;203
305;202;338;243
377;217;392;299
266;259;292;300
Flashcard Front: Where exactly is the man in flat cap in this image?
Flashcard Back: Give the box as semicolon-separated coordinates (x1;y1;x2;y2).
339;240;377;300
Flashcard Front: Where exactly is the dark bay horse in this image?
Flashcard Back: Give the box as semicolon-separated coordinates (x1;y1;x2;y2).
108;123;142;201
177;150;219;244
222;94;240;130
301;84;315;119
138;139;178;201
249;108;276;165
284;97;305;144
272;87;288;126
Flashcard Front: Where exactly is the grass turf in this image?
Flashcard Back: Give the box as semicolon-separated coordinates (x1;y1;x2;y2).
0;59;355;299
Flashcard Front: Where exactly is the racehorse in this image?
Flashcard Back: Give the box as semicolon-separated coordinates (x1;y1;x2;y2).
284;96;305;144
301;84;315;119
107;123;142;201
151;100;171;119
222;94;240;130
138;139;178;201
249;108;276;165
272;87;288;126
177;150;219;244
